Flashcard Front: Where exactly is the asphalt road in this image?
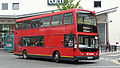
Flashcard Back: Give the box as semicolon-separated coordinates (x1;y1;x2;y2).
0;49;120;68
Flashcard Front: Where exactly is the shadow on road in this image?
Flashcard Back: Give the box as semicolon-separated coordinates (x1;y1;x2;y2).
58;60;97;65
16;57;97;65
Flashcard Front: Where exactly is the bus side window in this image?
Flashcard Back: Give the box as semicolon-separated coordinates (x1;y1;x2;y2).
18;22;23;30
52;14;62;26
31;18;41;28
64;13;73;25
30;36;35;46
16;22;19;30
41;17;50;27
30;36;44;47
22;37;31;47
37;36;44;47
64;34;74;47
23;20;31;29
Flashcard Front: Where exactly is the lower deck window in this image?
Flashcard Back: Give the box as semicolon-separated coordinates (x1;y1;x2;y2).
21;36;44;47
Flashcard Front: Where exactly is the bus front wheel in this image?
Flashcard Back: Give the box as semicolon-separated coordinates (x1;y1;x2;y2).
22;50;28;59
53;52;60;63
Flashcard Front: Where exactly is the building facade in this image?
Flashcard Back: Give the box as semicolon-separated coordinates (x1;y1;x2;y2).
0;0;119;45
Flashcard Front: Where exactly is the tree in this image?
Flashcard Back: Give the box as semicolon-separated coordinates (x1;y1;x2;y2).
56;0;83;11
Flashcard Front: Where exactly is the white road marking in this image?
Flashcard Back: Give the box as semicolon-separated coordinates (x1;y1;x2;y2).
100;57;120;64
86;66;120;67
99;58;112;61
107;54;120;56
112;58;120;64
99;58;104;60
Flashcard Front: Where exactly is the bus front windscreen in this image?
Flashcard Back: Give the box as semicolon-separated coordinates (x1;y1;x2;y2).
77;11;96;26
78;35;98;49
77;11;97;33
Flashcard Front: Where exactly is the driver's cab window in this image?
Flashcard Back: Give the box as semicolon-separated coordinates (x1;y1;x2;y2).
84;37;91;47
84;38;89;45
64;34;76;47
78;35;98;48
79;36;91;47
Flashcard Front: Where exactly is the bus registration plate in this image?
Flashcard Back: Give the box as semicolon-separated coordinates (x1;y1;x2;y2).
87;57;93;59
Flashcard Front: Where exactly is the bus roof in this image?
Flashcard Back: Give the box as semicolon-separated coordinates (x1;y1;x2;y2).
16;9;95;22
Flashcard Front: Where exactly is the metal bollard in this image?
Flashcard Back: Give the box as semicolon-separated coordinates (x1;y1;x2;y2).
109;45;111;52
114;45;117;51
101;45;102;53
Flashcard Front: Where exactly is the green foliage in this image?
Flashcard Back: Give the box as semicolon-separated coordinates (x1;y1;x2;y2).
56;0;83;11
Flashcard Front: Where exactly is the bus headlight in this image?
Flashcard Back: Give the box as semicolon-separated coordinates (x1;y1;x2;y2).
96;53;99;55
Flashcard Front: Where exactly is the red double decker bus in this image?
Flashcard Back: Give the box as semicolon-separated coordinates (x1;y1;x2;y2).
14;9;99;62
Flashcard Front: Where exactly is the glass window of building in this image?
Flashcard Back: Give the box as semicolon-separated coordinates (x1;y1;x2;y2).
0;24;14;33
12;3;19;10
94;1;101;8
2;3;8;10
0;24;15;45
9;24;15;34
98;23;105;45
2;25;9;31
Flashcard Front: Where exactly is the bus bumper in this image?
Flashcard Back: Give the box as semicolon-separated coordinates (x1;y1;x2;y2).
74;56;99;60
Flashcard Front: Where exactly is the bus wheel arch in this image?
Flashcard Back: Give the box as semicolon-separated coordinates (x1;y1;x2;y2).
52;50;60;63
22;49;28;59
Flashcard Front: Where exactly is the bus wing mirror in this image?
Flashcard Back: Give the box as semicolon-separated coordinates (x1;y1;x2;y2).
70;34;74;39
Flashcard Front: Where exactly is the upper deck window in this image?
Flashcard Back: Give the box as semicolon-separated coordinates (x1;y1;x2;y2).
52;14;62;26
64;13;73;25
31;18;41;28
41;17;50;27
23;20;31;29
16;17;50;30
77;11;96;26
16;22;23;30
16;22;19;30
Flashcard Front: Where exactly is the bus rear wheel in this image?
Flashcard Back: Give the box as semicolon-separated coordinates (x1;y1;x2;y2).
53;52;60;63
22;50;28;59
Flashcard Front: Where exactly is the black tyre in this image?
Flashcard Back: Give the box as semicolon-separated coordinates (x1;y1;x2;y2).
53;52;60;63
22;50;28;59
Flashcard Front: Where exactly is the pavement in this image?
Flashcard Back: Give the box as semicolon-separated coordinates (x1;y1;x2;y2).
0;48;5;51
0;48;9;53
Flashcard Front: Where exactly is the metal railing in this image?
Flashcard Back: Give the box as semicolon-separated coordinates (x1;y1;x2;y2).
100;45;118;53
